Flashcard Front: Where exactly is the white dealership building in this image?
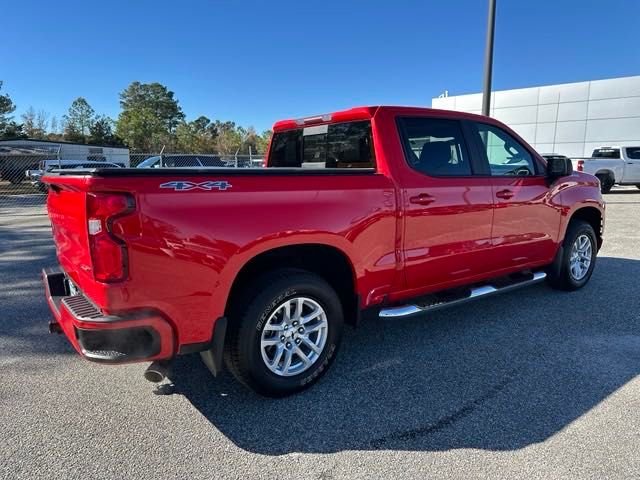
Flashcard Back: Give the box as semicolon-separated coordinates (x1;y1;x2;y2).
432;75;640;158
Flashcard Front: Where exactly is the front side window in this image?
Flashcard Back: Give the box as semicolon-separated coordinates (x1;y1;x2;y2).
625;147;640;160
398;117;472;176
268;120;375;169
474;123;536;176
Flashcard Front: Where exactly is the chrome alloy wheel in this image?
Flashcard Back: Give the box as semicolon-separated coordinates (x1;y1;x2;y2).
260;297;329;377
569;234;593;281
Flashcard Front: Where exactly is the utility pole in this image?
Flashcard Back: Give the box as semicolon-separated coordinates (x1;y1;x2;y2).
482;0;496;117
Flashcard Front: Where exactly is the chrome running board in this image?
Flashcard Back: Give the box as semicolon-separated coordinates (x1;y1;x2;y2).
379;271;547;318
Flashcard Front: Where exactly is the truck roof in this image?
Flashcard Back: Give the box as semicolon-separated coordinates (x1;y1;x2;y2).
272;105;495;132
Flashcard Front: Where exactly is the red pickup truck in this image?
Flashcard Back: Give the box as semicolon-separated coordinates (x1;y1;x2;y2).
42;106;605;397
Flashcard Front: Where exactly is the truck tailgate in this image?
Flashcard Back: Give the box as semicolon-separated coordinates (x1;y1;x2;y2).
46;183;93;289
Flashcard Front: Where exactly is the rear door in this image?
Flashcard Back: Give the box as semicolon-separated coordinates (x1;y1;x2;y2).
468;121;561;270
396;116;495;291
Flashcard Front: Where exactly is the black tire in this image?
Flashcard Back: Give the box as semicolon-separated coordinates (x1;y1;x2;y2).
223;269;343;397
596;173;614;194
546;220;597;291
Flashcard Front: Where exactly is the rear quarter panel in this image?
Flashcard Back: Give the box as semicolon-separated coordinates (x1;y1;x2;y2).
53;173;398;346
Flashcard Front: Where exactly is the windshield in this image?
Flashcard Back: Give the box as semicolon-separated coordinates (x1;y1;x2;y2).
137;156;160;168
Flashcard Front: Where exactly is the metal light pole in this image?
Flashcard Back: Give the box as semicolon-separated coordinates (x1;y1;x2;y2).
481;0;496;117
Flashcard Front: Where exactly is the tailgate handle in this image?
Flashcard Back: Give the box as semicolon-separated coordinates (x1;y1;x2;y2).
410;193;435;205
496;189;514;199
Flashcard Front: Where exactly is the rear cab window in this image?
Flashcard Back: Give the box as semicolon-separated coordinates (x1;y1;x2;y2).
592;148;621;159
268;120;376;169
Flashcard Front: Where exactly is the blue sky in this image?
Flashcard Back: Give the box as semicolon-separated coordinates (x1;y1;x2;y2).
2;0;639;132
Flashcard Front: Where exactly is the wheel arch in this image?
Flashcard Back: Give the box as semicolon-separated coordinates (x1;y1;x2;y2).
565;206;604;249
225;243;359;326
594;169;615;180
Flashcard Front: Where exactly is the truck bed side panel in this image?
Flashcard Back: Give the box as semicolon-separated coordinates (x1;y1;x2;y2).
43;172;398;347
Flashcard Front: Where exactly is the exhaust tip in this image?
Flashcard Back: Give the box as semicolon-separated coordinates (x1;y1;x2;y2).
144;369;165;383
144;360;172;383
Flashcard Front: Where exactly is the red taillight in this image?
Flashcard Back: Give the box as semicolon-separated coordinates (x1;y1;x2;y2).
577;160;584;172
86;193;135;283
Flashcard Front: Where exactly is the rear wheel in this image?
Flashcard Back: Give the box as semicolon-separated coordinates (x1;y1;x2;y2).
546;220;597;291
223;269;343;397
596;173;614;193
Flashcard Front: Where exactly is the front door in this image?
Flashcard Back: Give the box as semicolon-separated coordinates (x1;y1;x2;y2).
397;116;495;291
470;122;561;270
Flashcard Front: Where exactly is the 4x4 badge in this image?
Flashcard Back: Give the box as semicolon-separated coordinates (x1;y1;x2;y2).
159;180;232;191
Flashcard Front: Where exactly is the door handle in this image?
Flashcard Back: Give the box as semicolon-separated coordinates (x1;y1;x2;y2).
496;189;514;199
410;193;435;205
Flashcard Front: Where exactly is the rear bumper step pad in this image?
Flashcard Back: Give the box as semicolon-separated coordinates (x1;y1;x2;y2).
42;267;175;364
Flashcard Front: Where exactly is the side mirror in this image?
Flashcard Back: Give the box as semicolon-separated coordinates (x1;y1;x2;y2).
546;157;573;178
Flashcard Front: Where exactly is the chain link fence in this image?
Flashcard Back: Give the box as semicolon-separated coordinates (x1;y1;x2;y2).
0;151;264;217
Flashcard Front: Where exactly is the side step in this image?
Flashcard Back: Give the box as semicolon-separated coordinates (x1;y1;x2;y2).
379;271;547;318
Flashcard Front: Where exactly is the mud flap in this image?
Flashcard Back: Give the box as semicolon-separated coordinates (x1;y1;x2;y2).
546;244;565;279
200;317;227;377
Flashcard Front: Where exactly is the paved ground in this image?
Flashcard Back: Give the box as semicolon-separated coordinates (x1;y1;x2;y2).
1;188;639;480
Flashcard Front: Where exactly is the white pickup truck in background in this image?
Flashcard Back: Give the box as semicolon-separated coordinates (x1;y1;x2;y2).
574;146;640;193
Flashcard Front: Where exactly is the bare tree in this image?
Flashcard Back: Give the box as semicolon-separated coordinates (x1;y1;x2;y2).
36;110;49;135
21;107;36;136
50;115;58;134
20;107;48;139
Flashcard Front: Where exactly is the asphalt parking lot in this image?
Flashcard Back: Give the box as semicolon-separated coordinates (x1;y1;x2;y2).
1;188;639;480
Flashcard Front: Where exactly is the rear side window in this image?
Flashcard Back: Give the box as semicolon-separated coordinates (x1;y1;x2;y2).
397;117;472;176
592;148;620;159
625;147;640;160
268;120;375;168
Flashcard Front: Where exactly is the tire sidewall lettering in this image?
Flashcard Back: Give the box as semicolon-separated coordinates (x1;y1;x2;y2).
255;288;297;332
299;342;336;386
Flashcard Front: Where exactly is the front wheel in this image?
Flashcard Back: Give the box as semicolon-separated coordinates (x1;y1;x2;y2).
223;269;344;397
546;220;597;291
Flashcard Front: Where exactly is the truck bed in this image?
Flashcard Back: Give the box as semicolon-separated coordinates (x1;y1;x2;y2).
46;167;377;177
42;167;397;348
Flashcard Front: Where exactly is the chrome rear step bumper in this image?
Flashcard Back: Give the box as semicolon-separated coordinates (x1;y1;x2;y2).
379;271;547;319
